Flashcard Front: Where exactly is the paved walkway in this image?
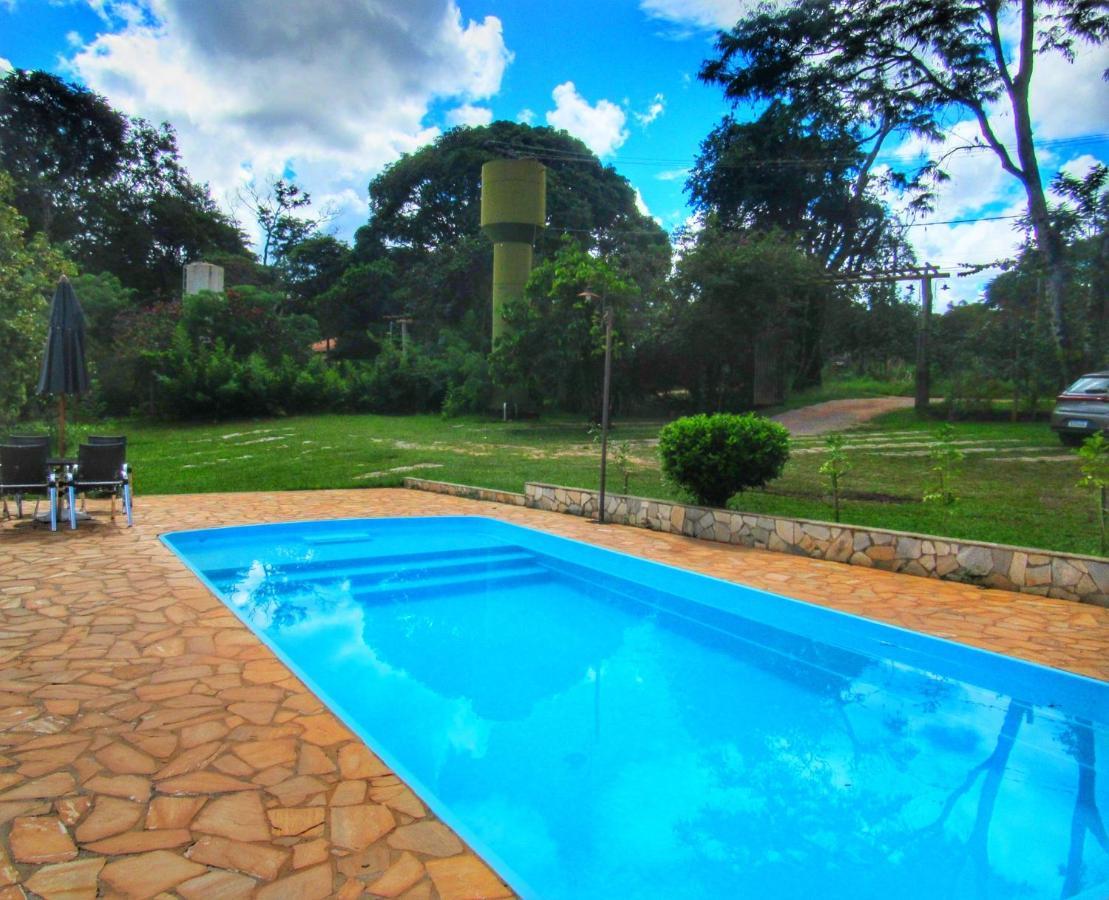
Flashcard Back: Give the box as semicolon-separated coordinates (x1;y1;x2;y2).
0;489;1105;899
772;396;915;435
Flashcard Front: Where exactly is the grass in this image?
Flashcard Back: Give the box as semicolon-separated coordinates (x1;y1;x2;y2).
40;406;1100;557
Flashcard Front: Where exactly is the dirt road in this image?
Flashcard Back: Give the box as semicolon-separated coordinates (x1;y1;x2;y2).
771;396;915;436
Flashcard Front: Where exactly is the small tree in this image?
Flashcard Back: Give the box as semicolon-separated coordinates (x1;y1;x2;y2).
1076;433;1109;555
819;433;851;522
659;413;790;508
923;423;964;510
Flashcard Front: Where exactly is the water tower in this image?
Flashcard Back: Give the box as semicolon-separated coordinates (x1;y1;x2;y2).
480;158;546;345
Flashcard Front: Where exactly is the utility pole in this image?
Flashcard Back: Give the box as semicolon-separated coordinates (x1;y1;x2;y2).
580;291;612;524
823;265;950;413
383;315;415;356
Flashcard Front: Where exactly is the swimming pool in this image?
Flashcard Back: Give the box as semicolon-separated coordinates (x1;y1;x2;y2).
163;516;1109;899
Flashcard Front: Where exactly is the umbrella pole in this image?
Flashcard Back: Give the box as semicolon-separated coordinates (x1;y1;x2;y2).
58;395;66;457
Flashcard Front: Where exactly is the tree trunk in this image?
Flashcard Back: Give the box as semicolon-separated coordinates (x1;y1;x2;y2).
1008;1;1075;384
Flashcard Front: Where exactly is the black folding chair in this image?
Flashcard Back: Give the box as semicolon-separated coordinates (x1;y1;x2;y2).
66;442;133;529
0;444;58;531
3;436;50;517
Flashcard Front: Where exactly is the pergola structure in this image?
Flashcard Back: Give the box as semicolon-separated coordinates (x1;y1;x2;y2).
825;264;951;412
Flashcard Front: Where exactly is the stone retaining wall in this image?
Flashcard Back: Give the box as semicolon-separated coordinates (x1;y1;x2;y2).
525;482;1109;607
403;477;526;506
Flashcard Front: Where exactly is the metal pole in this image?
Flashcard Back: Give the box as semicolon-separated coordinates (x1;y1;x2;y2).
915;274;933;412
599;306;613;524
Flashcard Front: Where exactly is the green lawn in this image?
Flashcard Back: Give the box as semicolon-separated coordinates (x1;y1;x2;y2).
52;408;1099;557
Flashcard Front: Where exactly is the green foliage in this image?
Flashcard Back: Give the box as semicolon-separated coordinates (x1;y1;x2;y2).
241;178;319;267
345;342;444;414
0;172;73;425
437;332;494;417
658;413;790;508
587;424;635;494
612;441;634;494
701;0;1106;382
1075;433;1109;555
689;103;908;273
351;121;670;355
819;433;851;522
0;69;247;297
181;286;318;363
922;423;964;508
491;238;636;414
670;228;831;408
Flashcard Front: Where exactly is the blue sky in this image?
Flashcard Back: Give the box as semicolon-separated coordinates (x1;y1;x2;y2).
3;0;1107;304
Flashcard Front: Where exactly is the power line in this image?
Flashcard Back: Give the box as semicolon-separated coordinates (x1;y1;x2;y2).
489;132;1109;172
543;210;1024;239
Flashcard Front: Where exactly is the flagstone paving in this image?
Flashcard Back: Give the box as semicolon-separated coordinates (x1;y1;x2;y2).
0;487;1106;899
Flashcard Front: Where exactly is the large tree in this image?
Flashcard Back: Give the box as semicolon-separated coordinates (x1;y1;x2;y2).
689;102;918;274
349;121;670;350
0;70;246;296
701;0;1108;383
671;227;832;409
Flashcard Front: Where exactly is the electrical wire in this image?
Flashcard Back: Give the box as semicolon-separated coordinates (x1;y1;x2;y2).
488;133;1109;171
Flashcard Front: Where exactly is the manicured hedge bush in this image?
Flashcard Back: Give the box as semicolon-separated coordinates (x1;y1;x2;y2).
658;413;790;508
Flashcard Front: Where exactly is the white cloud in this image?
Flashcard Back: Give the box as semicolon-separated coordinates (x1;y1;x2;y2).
656;167;689;182
545;81;628;157
1056;154;1103;182
635;93;665;127
639;1;768;31
447;104;493;127
66;0;512;250
0;57;11;74
516;108;535;125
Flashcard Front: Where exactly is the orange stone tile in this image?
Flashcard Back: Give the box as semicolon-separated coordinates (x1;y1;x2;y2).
176;869;258;900
255;862;333;900
74;796;144;843
366;851;425;898
330;803;395;851
425;854;514;900
145;795;207;830
100;849;207;897
83;827;192;854
186;834;289;881
387;821;464;858
266;805;326;838
191;790;271;842
23;856;105;899
9;816;78;864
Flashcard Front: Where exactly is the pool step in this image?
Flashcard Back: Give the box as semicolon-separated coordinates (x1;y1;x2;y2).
352;561;552;605
207;544;533;588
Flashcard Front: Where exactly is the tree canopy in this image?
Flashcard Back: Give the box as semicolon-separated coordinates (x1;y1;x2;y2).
0;69;247;297
700;0;1108;381
347;121;671;349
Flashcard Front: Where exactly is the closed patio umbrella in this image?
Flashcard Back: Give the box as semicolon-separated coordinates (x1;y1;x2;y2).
37;276;89;456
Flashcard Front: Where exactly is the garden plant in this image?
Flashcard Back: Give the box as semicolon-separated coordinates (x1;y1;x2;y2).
658;413;790;508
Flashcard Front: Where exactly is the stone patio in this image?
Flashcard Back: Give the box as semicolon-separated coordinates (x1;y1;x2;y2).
0;488;1106;900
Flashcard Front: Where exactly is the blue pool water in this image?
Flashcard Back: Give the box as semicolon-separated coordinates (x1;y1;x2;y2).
162;516;1109;899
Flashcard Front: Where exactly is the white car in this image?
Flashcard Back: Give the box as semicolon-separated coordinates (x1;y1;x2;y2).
1051;371;1109;446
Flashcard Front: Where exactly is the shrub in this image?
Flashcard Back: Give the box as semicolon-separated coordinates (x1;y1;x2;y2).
658;413;790;508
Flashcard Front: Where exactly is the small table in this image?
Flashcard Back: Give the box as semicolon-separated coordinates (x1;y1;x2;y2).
36;458;91;524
